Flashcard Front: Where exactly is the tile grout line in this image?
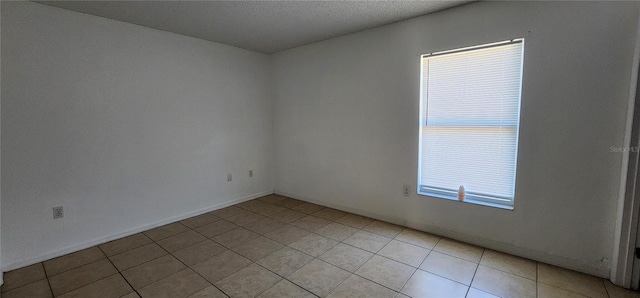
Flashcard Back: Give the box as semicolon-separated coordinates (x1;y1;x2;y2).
322;230;385;295
47;257;117;297
299;201;427;296
536;262;540;298
251;247;321;297
265;201;400;297
176;212;253;297
44;266;55;298
97;245;142;298
149;229;229;298
602;278;611;298
396;238;443;297
536;279;611;298
466;248;486;297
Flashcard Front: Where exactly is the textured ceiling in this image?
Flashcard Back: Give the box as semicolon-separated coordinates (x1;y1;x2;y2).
37;1;473;53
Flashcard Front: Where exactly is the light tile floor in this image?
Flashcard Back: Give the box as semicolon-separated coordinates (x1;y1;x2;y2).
1;194;639;298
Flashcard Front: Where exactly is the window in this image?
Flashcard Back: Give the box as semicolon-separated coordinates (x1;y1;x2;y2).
418;39;524;208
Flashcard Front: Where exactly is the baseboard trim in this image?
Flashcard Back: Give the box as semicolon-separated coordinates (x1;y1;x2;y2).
274;189;610;278
2;190;272;272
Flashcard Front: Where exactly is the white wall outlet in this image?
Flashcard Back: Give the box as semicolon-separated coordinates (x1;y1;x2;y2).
227;174;232;181
53;206;64;219
403;184;410;197
249;170;253;177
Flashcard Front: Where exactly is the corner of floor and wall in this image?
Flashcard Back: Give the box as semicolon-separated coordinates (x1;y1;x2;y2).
2;0;640;290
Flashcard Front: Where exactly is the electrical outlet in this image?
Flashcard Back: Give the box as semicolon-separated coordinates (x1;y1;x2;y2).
227;174;232;182
53;206;64;219
403;184;410;197
249;170;253;177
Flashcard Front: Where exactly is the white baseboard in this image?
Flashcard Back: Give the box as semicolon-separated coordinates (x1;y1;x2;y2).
2;190;272;272
274;189;610;279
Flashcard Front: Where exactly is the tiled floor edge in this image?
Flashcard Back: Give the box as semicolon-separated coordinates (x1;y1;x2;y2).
1;190;274;274
273;190;610;280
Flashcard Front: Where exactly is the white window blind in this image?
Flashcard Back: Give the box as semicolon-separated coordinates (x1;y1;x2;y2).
418;40;524;206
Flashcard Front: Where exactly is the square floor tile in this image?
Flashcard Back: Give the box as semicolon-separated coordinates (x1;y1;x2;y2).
232;236;284;261
195;220;238;238
2;263;46;292
319;243;373;272
99;233;153;257
237;200;285;216
400;269;468;298
236;199;268;210
433;238;484;263
143;222;190;241
49;259;117;296
188;286;228;298
316;222;359;241
362;220;404;238
265;225;311;245
273;197;306;208
109;243;167;271
208;206;246;219
138;269;209;298
215;264;281;298
355;255;414;291
257;247;314;277
213;228;261;248
269;209;306;223
480;249;536;280
226;211;266;226
327;274;397;298
394;228;440;249
258;194;285;204
171;240;227;266
378;240;429;267
258;280;316;298
537;263;607;298
343;231;391;253
291;216;331;232
2;279;52;298
291;203;326;214
466;288;500;298
251;203;287;217
312;208;347;221
471;265;536;298
243;217;287;235
419;251;477;285
289;233;338;257
180;213;220;229
157;230;207;252
121;255;186;290
121;293;140;298
537;283;589;298
57;274;132;298
44;247;106;276
335;214;373;229
289;259;351;297
191;250;252;283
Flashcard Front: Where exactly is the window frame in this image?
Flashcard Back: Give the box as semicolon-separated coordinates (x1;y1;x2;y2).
417;39;525;210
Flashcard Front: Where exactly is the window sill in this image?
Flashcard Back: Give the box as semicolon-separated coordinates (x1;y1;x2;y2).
418;191;514;211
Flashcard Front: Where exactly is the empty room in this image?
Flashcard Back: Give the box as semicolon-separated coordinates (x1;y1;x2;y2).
2;0;640;297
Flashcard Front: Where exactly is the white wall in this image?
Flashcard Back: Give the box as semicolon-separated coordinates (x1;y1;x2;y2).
272;1;640;277
1;2;273;270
